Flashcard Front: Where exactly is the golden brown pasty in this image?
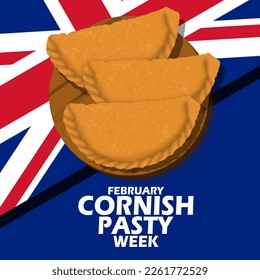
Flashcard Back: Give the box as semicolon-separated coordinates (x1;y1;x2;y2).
47;7;180;88
63;97;200;169
83;53;220;104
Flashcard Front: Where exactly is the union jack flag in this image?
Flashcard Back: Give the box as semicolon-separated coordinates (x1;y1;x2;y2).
0;0;259;218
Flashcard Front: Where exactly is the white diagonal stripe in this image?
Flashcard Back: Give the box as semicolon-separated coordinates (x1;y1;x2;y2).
102;0;148;17
0;50;48;86
208;18;260;27
180;0;250;37
18;138;64;205
0;31;63;52
190;37;260;58
43;0;75;32
0;0;75;86
0;103;54;207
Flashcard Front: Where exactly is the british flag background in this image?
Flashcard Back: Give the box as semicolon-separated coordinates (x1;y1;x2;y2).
0;0;260;259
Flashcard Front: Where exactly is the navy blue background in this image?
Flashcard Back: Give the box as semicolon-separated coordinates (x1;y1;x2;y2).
0;0;259;260
0;0;59;33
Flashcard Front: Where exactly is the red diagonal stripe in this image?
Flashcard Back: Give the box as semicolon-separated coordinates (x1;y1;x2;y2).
59;0;222;30
126;0;222;24
0;126;60;216
186;25;260;41
0;59;53;128
59;0;110;30
0;51;33;65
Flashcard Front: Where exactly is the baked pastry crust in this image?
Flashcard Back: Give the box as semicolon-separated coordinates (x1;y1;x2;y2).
83;53;220;104
63;97;200;169
47;7;180;88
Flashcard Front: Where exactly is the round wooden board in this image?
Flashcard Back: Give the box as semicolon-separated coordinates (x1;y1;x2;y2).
49;18;211;178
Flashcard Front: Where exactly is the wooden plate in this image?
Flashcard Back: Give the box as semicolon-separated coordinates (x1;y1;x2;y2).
49;18;211;178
